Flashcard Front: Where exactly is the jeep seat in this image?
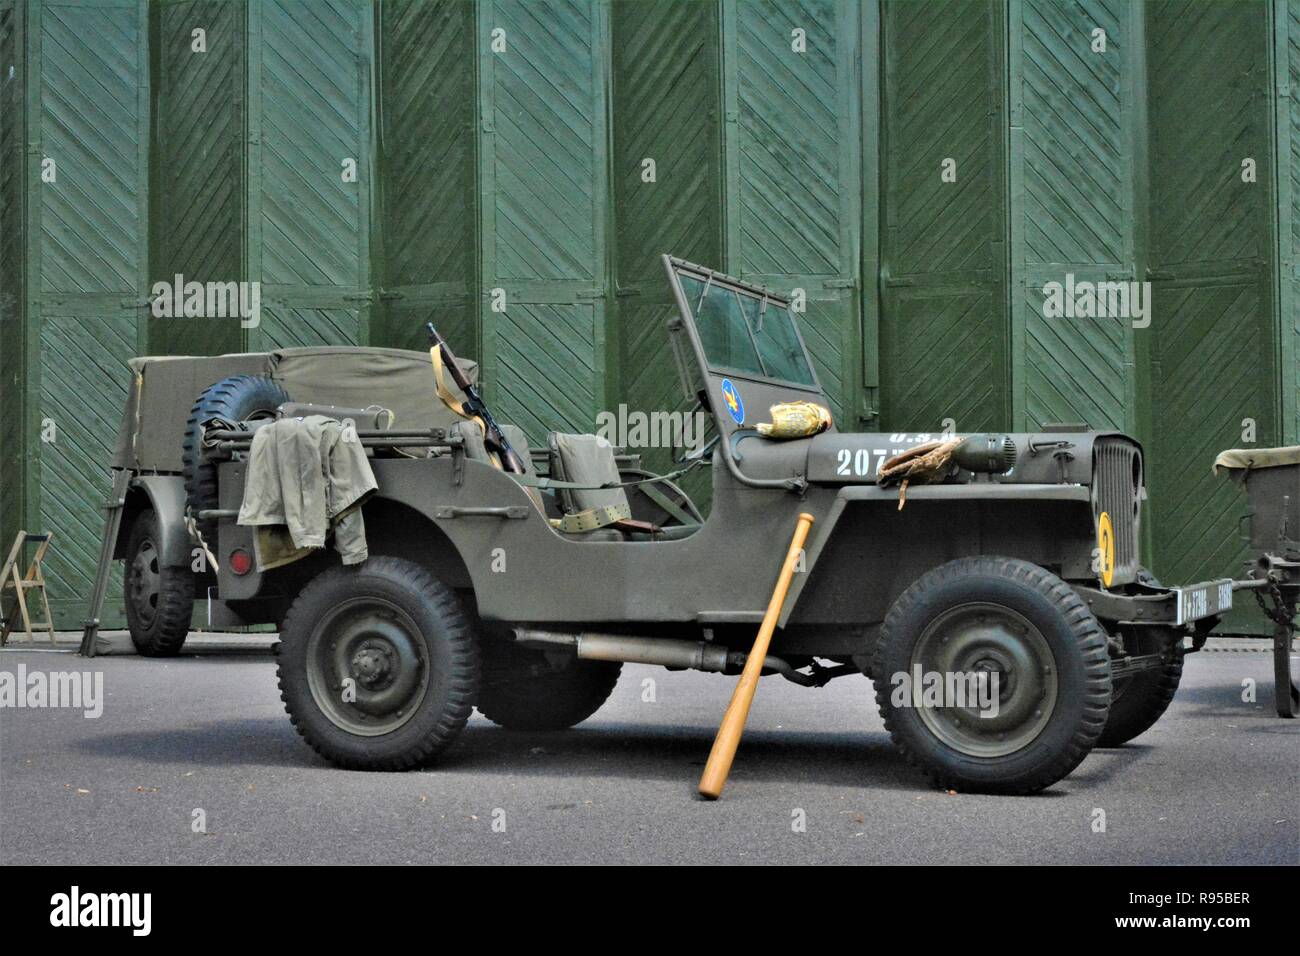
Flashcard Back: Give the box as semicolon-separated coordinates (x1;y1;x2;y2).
548;433;698;541
451;420;536;476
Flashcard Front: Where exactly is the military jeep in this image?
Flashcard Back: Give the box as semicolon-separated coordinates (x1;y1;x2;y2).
91;255;1297;794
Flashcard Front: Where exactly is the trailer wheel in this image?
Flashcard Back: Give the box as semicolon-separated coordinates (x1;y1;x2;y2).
276;557;479;770
1096;649;1184;747
477;643;621;731
872;556;1111;794
123;509;193;657
182;374;289;539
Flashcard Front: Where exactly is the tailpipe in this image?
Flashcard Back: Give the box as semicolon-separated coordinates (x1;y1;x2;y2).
513;629;821;684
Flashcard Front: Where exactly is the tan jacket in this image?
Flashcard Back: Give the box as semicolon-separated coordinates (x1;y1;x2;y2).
237;416;377;569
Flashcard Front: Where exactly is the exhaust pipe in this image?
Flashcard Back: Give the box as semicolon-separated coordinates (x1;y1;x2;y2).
514;629;824;686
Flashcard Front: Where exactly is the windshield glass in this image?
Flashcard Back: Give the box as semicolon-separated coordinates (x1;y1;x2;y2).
677;272;816;386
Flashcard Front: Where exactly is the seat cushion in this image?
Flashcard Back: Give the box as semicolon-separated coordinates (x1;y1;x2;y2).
549;433;629;515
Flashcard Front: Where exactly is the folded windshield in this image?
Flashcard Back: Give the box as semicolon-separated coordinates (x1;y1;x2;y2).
677;273;817;387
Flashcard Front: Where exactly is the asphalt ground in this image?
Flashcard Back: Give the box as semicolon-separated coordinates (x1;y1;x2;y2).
0;634;1296;865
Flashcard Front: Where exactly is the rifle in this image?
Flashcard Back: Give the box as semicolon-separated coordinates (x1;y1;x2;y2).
425;322;527;474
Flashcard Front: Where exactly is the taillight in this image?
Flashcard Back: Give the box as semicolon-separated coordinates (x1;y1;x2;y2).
229;548;253;576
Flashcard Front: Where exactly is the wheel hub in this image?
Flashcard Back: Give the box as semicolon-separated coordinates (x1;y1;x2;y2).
305;599;430;737
351;644;394;687
128;539;161;625
909;602;1059;757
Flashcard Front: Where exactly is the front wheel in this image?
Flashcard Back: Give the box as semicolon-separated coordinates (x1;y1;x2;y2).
872;556;1111;794
276;557;479;770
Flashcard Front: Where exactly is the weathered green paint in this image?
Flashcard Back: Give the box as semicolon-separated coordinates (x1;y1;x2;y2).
1008;0;1139;434
149;0;245;357
1146;0;1279;599
879;0;1010;434
0;0;24;566
722;0;864;426
1283;0;1300;444
14;0;151;627
475;0;611;443
610;0;722;500
373;0;477;353
245;0;374;351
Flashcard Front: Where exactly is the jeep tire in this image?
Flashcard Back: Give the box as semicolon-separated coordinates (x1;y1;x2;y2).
277;557;479;770
477;643;621;731
182;374;289;541
1096;650;1183;747
123;509;194;657
872;556;1111;794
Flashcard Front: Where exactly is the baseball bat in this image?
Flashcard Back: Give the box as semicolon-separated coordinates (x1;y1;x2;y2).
698;511;815;799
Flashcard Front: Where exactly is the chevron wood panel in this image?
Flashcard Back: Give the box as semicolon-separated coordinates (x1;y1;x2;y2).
486;0;599;283
880;0;1007;431
735;0;841;277
154;0;244;355
39;313;134;623
1024;283;1127;429
1147;0;1275;593
37;0;143;294
381;0;475;294
1022;0;1125;266
612;0;720;284
491;303;599;443
256;0;368;290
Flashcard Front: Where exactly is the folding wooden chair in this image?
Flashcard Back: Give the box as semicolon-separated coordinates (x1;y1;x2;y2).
0;531;56;646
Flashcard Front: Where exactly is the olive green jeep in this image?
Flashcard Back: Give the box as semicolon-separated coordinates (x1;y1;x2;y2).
86;256;1298;793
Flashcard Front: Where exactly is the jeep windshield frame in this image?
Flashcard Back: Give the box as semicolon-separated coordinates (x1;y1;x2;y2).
663;256;824;397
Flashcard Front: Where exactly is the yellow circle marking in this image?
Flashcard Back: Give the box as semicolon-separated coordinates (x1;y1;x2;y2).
1097;511;1115;588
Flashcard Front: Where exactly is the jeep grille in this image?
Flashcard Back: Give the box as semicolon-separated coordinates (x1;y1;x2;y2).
1093;437;1142;587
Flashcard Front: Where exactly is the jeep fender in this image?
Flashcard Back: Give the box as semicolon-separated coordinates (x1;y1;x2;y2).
779;482;1094;627
114;474;193;569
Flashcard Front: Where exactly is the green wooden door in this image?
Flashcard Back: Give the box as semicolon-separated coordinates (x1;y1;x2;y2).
879;0;1009;434
245;0;374;352
610;0;722;490
1146;0;1280;591
25;0;151;627
1008;0;1141;434
150;0;246;357
723;0;864;426
374;0;477;354
476;0;611;443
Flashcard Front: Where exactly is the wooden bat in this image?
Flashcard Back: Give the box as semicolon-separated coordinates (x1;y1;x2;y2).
698;512;815;799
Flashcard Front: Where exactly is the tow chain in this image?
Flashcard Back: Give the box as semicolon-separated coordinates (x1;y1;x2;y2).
1254;580;1294;626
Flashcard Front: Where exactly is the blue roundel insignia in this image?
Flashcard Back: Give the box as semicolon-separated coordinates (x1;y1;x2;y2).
720;378;745;425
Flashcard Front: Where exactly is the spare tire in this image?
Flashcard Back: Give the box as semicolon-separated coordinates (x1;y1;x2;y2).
182;375;290;539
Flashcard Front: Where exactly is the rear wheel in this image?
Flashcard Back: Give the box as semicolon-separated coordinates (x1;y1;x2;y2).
477;642;621;731
123;509;193;657
276;557;479;770
872;556;1111;794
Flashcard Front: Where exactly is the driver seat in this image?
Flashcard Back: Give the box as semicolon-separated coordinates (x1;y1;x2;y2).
548;433;697;541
